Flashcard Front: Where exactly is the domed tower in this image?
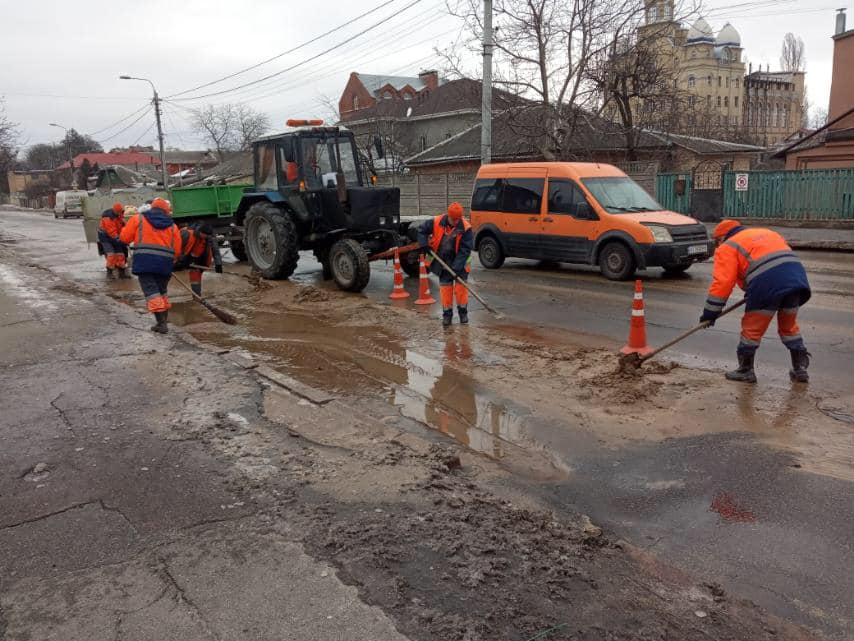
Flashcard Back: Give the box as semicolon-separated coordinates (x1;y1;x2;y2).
715;22;742;61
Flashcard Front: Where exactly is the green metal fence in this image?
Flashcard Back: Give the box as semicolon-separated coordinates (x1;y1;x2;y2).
655;173;692;214
723;169;854;220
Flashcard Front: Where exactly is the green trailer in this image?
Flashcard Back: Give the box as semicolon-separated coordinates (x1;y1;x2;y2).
170;183;251;221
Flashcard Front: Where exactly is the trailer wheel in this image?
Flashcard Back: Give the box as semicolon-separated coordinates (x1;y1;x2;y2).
230;239;248;262
329;238;370;292
244;202;299;279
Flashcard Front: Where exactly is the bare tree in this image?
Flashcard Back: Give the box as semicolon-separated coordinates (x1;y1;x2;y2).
193;104;271;157
444;0;699;159
780;33;806;72
0;99;20;194
234;104;271;151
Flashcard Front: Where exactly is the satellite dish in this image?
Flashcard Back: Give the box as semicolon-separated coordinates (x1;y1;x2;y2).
406;106;413;118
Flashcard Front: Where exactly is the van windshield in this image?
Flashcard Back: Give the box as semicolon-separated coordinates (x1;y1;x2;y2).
580;177;664;214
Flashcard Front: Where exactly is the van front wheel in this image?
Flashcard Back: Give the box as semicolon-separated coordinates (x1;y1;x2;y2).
478;236;505;269
599;242;636;281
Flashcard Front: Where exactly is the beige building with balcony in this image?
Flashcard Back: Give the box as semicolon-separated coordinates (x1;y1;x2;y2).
628;0;805;145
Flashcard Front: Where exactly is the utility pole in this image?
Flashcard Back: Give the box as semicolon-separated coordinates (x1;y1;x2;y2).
120;75;169;189
481;0;493;165
49;123;74;188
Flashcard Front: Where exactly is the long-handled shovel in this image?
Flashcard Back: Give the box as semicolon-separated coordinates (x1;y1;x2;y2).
620;298;746;370
427;250;505;320
171;273;238;325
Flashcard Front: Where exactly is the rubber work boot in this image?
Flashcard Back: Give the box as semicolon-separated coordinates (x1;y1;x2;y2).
106;268;117;280
789;349;810;383
458;306;469;325
442;310;453;327
150;311;168;334
118;267;132;279
725;352;757;383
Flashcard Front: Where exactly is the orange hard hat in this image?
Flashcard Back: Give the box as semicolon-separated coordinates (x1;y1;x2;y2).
151;197;172;214
447;202;464;219
713;219;740;240
112;202;124;214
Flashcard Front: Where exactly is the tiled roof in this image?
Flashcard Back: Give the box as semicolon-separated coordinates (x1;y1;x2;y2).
405;108;764;166
57;151;157;170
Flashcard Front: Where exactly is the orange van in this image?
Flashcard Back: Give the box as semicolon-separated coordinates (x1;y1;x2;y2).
470;162;713;280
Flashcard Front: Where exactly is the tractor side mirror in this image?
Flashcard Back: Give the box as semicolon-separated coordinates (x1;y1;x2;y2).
373;136;384;159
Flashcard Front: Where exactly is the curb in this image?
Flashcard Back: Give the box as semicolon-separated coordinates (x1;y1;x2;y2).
788;240;854;253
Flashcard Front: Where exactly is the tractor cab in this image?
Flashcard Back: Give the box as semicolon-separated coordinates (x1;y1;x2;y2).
251;120;400;234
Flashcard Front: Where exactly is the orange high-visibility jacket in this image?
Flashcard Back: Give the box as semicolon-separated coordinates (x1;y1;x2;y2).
99;211;124;240
705;226;809;313
120;211;181;276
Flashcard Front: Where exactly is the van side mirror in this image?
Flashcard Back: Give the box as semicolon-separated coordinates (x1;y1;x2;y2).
576;202;596;220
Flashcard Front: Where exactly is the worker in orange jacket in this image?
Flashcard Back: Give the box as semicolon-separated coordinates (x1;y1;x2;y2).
176;222;222;296
119;197;182;334
98;202;131;279
701;219;811;383
417;202;474;327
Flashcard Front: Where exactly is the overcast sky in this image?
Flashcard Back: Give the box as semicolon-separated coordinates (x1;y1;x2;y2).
0;0;841;154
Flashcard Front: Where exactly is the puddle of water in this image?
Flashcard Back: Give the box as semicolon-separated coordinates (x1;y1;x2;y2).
0;263;58;312
171;298;570;479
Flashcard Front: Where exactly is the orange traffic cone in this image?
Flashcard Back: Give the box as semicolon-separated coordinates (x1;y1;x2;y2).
414;254;436;305
620;279;654;356
388;248;410;300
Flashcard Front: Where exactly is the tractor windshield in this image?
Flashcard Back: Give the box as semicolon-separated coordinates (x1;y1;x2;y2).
301;134;360;189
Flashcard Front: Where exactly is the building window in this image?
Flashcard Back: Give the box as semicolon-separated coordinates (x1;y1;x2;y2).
420;135;427;151
718;76;722;87
708;75;713;86
707;95;712;107
734;95;739;108
735;78;740;89
724;96;729;108
649;5;658;22
717;96;722;107
725;77;730;88
687;75;695;88
352;95;360;110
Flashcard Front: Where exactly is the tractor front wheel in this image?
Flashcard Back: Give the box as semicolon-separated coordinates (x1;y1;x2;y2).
244;202;299;280
329;238;370;292
230;239;248;262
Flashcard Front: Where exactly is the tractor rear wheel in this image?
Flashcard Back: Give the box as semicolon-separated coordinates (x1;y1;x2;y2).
244;202;299;280
329;238;370;292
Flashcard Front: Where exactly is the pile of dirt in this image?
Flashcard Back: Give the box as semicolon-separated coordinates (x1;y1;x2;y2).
293;285;330;303
294;445;804;641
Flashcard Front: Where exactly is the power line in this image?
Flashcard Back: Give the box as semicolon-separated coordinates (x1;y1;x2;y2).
96;107;153;144
88;103;152;137
130;122;155;146
171;0;424;102
165;0;400;98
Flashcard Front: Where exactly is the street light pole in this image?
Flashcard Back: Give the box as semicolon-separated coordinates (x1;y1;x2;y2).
480;0;493;165
120;75;169;189
49;122;74;188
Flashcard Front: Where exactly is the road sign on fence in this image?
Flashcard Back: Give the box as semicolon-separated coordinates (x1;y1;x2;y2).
735;173;749;191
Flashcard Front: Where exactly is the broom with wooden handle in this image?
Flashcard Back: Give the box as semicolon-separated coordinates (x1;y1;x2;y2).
171;273;238;325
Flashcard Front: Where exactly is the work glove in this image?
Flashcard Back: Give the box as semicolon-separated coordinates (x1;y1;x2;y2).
699;308;721;327
215;264;223;274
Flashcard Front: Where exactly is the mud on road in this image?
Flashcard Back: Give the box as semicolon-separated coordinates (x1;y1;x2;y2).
2;213;852;640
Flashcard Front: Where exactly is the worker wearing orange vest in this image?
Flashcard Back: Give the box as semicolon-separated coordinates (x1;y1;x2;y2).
417;202;474;327
176;222;222;296
701;219;811;383
119;197;182;334
98;202;131;279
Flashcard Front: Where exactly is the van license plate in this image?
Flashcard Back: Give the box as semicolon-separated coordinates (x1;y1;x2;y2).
687;244;707;255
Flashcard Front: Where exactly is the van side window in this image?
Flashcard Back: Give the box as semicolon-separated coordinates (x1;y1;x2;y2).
548;179;594;219
471;178;504;211
501;178;544;214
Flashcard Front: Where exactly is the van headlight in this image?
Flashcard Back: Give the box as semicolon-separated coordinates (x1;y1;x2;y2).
647;225;673;243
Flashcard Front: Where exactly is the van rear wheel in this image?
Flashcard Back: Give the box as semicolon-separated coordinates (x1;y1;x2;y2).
599;242;636;281
478;236;505;269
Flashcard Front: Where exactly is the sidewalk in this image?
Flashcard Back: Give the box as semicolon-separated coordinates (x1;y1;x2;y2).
703;222;854;252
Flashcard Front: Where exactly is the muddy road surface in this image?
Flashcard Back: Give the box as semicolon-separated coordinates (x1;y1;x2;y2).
2;207;853;640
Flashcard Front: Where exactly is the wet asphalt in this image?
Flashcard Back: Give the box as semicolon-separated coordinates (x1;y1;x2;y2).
2;208;854;639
